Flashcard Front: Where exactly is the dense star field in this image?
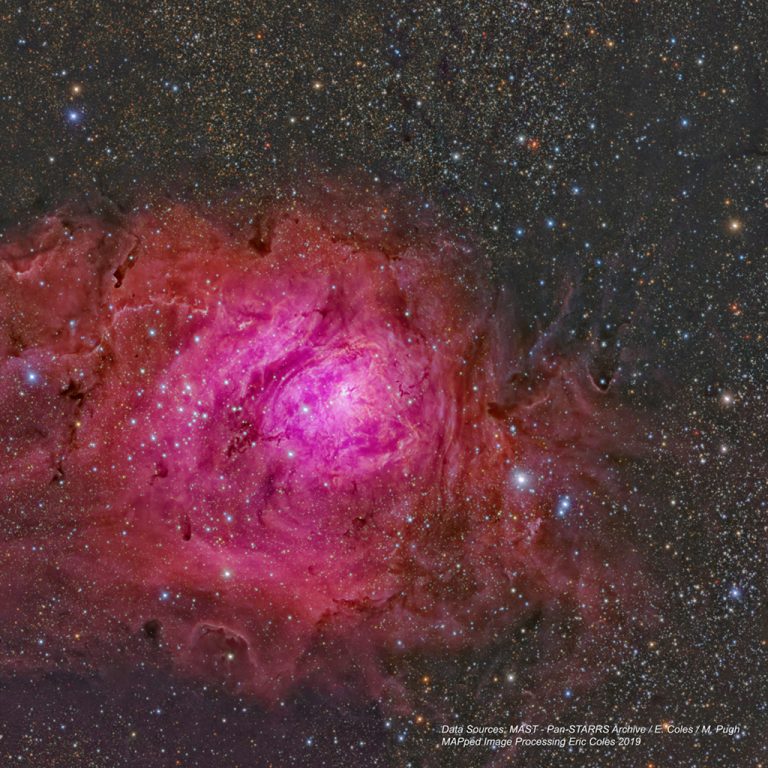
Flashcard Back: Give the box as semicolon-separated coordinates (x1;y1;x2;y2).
0;2;766;768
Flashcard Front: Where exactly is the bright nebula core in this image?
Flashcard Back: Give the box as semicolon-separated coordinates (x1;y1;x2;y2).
0;188;650;715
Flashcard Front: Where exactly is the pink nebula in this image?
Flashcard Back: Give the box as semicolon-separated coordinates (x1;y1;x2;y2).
0;190;652;711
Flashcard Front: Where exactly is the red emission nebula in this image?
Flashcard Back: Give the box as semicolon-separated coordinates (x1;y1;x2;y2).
0;188;651;713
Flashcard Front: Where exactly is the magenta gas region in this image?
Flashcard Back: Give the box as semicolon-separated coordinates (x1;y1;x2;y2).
0;194;652;706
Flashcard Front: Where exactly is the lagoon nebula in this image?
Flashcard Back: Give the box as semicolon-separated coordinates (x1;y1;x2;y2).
0;190;649;739
1;3;765;766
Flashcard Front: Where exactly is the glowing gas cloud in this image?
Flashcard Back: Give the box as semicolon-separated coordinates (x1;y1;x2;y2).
0;187;651;710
